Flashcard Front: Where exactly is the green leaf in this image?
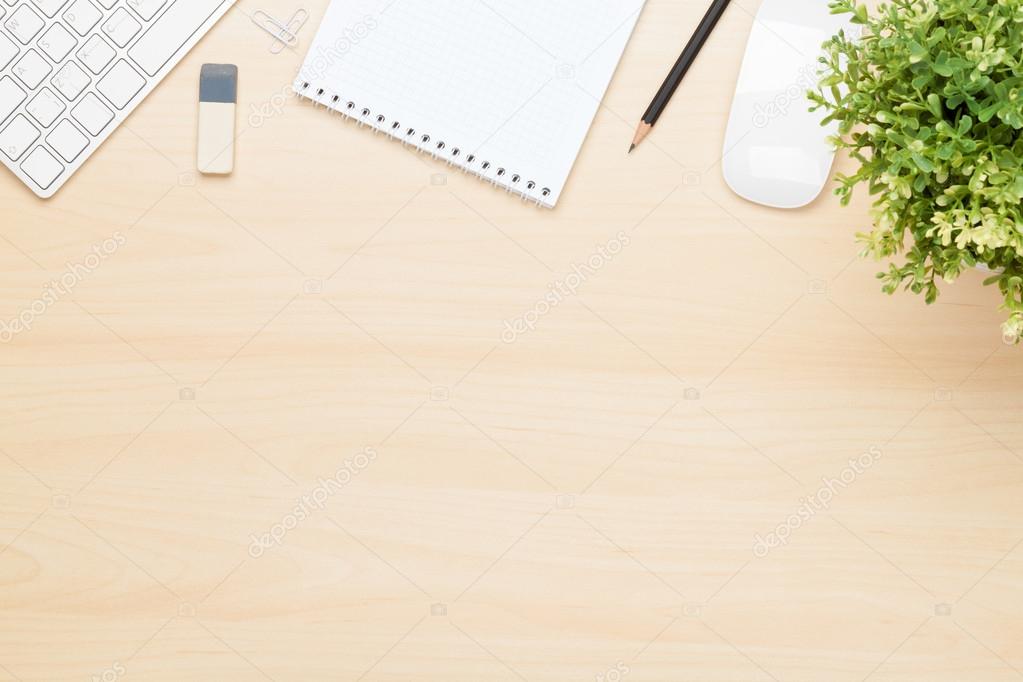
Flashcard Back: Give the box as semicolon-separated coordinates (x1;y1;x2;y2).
933;52;954;77
912;154;935;172
979;102;1001;122
908;41;928;64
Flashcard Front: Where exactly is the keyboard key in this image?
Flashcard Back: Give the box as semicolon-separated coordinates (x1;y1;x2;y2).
0;76;26;125
94;0;116;8
129;0;227;76
20;145;64;188
51;60;90;100
63;0;102;36
102;7;142;47
77;34;115;74
70;91;112;134
46;118;89;161
126;0;165;21
0;34;17;72
38;23;77;62
26;87;65;126
5;5;44;44
97;59;145;109
0;114;39;160
29;0;71;18
12;49;51;89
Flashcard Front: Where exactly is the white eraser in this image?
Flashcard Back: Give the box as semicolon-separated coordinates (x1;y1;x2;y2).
198;64;237;175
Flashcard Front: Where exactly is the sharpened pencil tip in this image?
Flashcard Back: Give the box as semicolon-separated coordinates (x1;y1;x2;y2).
630;122;652;153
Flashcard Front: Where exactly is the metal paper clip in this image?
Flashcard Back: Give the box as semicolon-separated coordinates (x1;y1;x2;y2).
252;9;307;53
277;10;309;53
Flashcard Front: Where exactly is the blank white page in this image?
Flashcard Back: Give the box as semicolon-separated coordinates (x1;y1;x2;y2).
295;0;646;207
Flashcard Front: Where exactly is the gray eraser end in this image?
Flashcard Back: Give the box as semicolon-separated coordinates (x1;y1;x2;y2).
200;64;238;104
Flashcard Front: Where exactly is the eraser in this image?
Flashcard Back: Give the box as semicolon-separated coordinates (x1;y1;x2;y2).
197;64;237;175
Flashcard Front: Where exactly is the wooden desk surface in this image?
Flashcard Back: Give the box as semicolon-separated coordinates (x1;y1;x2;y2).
2;1;1021;680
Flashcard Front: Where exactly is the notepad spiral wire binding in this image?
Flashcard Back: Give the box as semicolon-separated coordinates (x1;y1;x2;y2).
294;80;553;207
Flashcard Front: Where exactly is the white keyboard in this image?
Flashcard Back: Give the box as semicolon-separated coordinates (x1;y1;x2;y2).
0;0;233;198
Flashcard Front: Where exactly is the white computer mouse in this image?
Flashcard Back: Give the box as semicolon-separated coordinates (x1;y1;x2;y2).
722;0;854;209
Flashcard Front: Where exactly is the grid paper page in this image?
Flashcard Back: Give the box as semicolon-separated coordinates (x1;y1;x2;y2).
295;0;646;207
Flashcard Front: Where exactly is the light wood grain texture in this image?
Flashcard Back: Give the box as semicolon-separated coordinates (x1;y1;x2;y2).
1;1;1022;681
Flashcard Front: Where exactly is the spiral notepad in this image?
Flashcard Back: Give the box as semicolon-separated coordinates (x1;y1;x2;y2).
294;0;645;208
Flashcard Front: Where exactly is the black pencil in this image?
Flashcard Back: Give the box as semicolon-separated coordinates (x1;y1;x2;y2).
630;0;733;152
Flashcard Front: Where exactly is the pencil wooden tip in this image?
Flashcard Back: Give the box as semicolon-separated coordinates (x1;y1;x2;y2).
630;122;652;152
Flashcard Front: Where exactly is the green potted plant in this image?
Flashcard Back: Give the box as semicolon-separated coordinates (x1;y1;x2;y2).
810;0;1023;341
